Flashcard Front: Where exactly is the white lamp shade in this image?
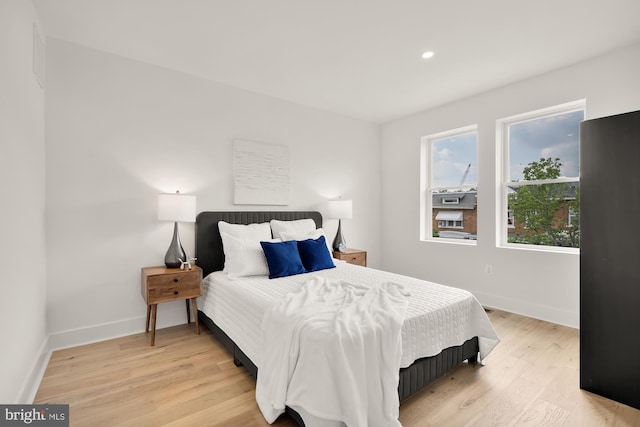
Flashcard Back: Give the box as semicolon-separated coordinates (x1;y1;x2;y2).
158;193;196;222
327;199;353;219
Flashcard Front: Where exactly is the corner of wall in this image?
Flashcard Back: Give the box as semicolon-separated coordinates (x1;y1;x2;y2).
16;336;51;404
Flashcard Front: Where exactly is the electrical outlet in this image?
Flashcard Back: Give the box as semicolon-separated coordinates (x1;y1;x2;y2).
485;264;493;275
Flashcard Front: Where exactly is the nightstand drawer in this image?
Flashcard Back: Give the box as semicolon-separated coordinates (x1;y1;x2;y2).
332;249;367;267
344;252;366;266
148;281;200;302
146;270;200;289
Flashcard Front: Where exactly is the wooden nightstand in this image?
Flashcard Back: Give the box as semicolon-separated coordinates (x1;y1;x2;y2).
141;265;203;346
332;248;367;267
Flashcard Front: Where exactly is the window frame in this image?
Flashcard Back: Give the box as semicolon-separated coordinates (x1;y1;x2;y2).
420;124;478;244
497;100;585;252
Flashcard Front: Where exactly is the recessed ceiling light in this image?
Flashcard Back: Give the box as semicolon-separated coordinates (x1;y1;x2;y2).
421;51;435;59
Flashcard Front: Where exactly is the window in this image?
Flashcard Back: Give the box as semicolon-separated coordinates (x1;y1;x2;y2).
498;100;584;249
420;125;478;242
507;209;515;228
438;220;463;228
442;197;460;204
567;206;578;227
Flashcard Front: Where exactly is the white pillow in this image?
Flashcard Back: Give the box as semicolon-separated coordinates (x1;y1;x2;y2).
280;228;333;256
270;218;316;239
218;221;272;272
219;232;276;279
218;220;272;240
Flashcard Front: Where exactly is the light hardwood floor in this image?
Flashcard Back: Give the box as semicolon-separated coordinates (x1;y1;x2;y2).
35;309;640;426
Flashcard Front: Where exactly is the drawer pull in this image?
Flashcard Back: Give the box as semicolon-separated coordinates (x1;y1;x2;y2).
173;278;179;283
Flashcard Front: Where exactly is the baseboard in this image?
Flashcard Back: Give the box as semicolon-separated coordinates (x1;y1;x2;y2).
16;336;51;404
472;289;578;329
48;306;190;351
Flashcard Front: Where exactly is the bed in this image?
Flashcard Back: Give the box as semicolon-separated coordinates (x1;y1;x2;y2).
195;211;499;426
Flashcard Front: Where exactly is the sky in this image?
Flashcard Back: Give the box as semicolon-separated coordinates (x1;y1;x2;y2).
431;132;477;188
508;110;583;181
430;109;583;187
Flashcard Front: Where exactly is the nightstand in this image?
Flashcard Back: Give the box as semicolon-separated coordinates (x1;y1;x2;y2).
141;265;203;346
332;248;367;267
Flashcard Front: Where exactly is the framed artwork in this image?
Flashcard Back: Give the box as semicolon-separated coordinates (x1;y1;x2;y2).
233;139;290;205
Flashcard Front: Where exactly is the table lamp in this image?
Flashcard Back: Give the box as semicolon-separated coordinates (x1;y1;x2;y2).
158;191;196;268
327;199;352;253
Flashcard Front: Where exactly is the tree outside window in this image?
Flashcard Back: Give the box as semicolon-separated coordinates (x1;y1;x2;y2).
508;157;580;247
499;100;584;250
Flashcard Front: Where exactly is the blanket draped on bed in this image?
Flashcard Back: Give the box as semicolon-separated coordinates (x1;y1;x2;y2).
256;276;410;427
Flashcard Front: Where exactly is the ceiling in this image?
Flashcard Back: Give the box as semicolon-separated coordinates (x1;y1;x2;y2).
33;0;640;123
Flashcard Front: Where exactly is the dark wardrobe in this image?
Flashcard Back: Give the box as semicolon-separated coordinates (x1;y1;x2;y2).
580;109;640;410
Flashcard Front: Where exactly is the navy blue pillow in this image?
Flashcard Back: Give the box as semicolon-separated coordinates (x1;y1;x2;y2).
297;235;336;272
260;240;307;279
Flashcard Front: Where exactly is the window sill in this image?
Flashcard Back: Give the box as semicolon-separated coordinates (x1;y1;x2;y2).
498;242;579;255
422;238;477;246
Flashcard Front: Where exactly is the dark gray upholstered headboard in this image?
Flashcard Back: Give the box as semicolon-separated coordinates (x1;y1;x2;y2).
195;211;323;277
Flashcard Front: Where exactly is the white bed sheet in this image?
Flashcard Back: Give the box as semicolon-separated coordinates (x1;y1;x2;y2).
198;262;499;369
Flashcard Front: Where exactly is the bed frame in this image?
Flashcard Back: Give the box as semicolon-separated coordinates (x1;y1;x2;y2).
195;211;479;425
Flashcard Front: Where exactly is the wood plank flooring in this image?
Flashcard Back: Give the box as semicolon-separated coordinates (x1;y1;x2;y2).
35;309;640;426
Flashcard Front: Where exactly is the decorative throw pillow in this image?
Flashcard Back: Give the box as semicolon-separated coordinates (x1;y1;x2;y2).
297;235;336;272
260;240;307;279
280;228;333;256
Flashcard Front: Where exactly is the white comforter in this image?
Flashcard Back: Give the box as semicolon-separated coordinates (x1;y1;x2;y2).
199;263;499;370
256;276;409;427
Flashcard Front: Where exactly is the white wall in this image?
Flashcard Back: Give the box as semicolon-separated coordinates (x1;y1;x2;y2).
44;40;381;346
0;0;48;403
381;43;640;328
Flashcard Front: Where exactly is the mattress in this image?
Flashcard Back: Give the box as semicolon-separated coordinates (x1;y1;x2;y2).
198;261;499;369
